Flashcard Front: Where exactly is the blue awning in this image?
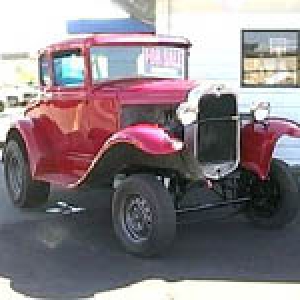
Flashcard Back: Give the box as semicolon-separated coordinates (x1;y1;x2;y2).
67;18;155;34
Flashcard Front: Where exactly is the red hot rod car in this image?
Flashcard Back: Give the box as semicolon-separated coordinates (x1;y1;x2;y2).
3;34;300;256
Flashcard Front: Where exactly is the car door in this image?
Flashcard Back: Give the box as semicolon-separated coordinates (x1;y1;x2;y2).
86;46;119;154
44;48;92;175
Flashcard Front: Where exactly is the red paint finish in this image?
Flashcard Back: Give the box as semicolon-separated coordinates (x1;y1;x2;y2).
19;34;193;187
116;78;197;105
26;85;91;176
103;124;183;155
90;78;196;105
15;33;300;189
241;118;300;180
8;118;53;177
43;34;191;53
67;124;184;188
86;86;119;153
33;124;182;188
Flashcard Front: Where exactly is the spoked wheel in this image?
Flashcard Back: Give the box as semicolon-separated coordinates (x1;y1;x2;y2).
112;174;176;257
122;194;153;244
245;159;299;229
6;145;23;201
4;139;50;208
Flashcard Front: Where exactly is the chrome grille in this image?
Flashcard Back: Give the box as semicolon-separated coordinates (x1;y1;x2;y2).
184;93;240;180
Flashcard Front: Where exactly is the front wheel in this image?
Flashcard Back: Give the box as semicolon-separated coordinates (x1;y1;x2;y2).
245;159;299;229
112;174;176;257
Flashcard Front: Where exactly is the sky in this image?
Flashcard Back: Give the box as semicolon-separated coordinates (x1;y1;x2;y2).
0;0;128;52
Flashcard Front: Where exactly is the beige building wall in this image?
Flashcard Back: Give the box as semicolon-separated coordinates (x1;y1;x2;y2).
157;0;300;33
158;0;300;15
156;0;300;165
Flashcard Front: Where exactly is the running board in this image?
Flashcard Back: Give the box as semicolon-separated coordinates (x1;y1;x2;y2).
176;197;250;214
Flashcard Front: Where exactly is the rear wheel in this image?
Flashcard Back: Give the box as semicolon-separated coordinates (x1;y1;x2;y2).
112;174;176;257
4;139;50;208
245;159;299;229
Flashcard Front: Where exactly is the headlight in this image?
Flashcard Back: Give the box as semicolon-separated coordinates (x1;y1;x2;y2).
251;101;270;122
176;102;198;126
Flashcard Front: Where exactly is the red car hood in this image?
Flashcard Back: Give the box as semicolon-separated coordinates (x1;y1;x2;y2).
100;78;198;105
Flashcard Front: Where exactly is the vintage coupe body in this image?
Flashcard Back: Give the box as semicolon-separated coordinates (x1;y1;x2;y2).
4;33;300;256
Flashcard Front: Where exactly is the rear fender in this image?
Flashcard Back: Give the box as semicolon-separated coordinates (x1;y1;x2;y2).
241;118;300;180
6;118;51;177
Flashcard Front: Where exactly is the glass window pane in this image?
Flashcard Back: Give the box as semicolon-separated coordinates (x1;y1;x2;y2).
53;50;84;87
242;31;299;87
90;46;186;81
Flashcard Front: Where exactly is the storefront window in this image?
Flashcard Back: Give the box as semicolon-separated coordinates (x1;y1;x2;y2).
242;31;299;87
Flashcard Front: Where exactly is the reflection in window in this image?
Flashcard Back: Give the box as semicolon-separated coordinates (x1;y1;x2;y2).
53;50;84;87
242;31;299;87
90;46;185;81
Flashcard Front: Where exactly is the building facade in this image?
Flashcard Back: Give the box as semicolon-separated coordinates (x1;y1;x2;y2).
0;52;37;86
156;0;300;166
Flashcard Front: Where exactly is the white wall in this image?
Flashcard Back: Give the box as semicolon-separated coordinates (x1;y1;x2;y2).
157;11;300;165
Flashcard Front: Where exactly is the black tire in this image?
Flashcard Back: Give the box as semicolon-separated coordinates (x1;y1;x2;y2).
112;174;176;257
245;158;299;229
4;139;50;208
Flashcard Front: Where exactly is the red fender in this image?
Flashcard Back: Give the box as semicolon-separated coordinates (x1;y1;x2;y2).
241;118;300;180
70;124;184;187
102;124;183;155
6;122;184;188
6;118;52;177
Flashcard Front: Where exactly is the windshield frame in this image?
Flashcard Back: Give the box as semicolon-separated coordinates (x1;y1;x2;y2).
88;44;189;84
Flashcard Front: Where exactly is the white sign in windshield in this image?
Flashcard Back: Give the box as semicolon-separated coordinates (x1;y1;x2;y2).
143;47;184;78
90;46;185;81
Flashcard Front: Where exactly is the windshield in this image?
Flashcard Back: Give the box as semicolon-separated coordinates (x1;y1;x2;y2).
90;46;186;82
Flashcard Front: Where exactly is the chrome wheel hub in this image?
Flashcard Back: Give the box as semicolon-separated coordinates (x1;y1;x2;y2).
122;195;153;242
7;153;23;199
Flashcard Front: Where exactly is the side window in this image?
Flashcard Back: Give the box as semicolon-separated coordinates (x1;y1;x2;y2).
39;54;50;86
53;49;84;87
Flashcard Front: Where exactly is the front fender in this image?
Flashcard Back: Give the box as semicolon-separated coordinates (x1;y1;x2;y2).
70;124;204;188
102;124;184;155
241;118;300;180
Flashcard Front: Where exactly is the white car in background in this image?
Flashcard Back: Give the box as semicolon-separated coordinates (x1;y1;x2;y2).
0;98;4;112
0;85;38;107
18;85;39;105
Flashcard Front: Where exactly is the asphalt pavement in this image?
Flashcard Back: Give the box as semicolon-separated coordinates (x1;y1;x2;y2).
0;162;299;299
0;108;300;299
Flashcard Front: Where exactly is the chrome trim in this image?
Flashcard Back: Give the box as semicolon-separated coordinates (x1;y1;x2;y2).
201;117;240;180
184;85;240;181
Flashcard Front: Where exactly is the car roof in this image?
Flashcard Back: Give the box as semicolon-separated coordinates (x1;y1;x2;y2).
40;34;192;53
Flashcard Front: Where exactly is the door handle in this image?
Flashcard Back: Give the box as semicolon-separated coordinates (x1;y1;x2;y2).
38;92;52;104
40;92;52;99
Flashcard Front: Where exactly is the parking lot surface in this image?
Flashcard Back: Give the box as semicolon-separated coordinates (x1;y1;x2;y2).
0;162;299;298
0;108;300;299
